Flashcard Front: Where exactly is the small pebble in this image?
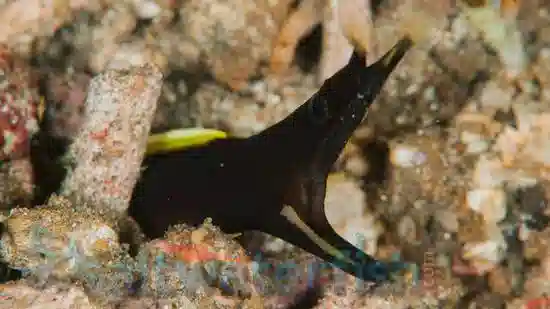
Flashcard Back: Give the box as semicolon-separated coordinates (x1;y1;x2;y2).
397;216;418;245
390;145;427;168
463;238;507;274
460;131;489;154
341;215;383;256
466;188;507;223
435;210;459;232
133;0;162;19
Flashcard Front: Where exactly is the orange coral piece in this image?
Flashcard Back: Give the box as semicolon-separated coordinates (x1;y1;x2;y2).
463;0;520;18
525;297;550;309
90;127;108;140
499;0;520;18
153;241;250;265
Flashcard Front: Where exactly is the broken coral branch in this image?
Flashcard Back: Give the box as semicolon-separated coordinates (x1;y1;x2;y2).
319;0;376;83
60;64;162;216
318;1;353;84
269;0;324;74
270;0;377;83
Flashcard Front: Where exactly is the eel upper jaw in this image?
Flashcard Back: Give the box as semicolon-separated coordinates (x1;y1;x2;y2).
251;38;412;179
309;36;414;175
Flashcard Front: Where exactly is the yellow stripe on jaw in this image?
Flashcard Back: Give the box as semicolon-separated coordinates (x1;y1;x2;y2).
146;128;228;155
280;205;353;263
37;96;46;123
326;172;346;185
381;43;399;67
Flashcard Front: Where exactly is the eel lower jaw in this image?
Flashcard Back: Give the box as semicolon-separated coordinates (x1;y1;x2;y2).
280;205;406;283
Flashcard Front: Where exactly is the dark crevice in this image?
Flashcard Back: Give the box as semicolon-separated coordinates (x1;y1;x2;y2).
294;24;323;74
360;139;390;211
428;49;490;99
30;132;70;205
456;277;488;309
30;75;75;205
31;11;96;71
0;262;22;283
286;286;324;309
0;223;23;283
132;19;153;36
361;139;390;186
285;263;325;309
370;0;385;15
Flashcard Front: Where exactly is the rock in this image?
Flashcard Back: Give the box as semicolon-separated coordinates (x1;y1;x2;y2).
397;215;418;245
434;210;459;233
0;279;199;309
494;102;550;171
462;3;526;78
389;144;427;168
385;130;464;223
85;4;138;73
193;75;317;137
494;125;526;167
523;228;550;262
341;215;383;256
478;80;515;111
0;196;121;270
466;188;507;223
137;219;269;307
488;265;513;296
457;210;487;244
365;4;480;137
343;155;369;178
99;41;168;73
0;158;33;209
324;173;366;228
0;279;99;309
40;70;91;140
460;131;489;154
472;155;512;188
178;0;280;90
0;45;40;161
137;237;216;299
117;296;197;309
313;266;464;309
131;0;163;20
0;195;135;304
323;173;383;255
336;142;369;178
462;224;507;275
533;48;550;98
523;258;550;299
